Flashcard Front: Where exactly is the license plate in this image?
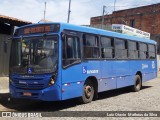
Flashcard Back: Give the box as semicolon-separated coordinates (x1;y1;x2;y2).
23;92;32;96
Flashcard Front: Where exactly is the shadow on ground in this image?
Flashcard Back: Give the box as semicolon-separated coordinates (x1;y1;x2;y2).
97;85;152;100
0;85;152;112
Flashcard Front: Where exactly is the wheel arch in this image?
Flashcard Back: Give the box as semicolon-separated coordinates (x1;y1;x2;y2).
85;76;98;98
136;71;142;81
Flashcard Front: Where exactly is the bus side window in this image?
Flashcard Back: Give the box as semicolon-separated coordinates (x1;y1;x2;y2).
62;35;81;68
148;44;156;59
115;38;127;59
128;41;139;59
139;43;148;59
100;36;114;59
83;34;100;59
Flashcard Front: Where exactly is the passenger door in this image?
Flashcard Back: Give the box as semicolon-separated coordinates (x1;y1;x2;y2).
61;31;83;100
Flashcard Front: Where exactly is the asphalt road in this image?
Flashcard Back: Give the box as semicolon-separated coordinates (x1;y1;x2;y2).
0;74;159;119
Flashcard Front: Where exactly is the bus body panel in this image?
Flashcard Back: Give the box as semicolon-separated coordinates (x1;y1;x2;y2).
61;61;101;100
129;60;157;81
98;78;117;92
114;60;132;88
100;60;132;91
98;59;157;92
61;63;84;100
99;60;116;92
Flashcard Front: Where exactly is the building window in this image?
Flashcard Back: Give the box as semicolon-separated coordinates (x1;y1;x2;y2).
130;19;135;27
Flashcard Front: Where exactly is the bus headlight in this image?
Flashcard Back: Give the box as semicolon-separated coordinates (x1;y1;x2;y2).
49;78;55;86
9;79;13;85
48;73;57;86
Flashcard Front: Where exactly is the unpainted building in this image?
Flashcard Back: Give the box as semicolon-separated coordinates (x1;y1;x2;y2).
90;3;160;54
0;15;31;76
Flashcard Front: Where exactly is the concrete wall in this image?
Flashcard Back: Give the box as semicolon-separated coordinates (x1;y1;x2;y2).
0;34;11;76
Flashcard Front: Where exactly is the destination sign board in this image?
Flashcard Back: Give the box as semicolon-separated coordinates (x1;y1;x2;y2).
14;24;60;36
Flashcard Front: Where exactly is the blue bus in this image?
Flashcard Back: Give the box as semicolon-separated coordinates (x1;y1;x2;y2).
9;22;157;103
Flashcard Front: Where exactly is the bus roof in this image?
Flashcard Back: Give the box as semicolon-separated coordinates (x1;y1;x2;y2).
60;22;156;44
15;22;156;44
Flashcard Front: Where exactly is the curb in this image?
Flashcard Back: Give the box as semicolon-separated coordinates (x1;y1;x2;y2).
0;89;9;93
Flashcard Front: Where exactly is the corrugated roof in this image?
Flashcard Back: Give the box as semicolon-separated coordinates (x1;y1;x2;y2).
0;14;32;26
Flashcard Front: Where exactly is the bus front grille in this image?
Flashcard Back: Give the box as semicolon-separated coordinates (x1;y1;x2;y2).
14;83;45;90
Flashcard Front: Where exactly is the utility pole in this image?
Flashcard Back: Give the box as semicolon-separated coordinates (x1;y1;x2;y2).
67;0;71;23
114;0;116;12
101;5;106;29
44;2;46;21
113;0;116;27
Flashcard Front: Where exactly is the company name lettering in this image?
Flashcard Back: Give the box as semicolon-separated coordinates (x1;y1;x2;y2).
87;70;99;74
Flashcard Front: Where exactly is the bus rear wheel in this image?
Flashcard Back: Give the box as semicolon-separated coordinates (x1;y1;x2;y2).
132;75;142;92
79;80;94;104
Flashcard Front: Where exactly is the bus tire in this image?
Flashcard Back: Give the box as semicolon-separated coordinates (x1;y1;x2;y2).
132;75;142;92
79;80;94;104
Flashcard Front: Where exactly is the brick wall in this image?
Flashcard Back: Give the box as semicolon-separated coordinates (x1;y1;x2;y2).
90;3;160;54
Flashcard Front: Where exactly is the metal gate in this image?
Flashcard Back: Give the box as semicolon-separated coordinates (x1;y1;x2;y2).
0;34;11;76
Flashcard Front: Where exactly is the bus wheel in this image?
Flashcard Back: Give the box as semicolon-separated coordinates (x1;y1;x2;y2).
132;75;142;92
79;80;94;104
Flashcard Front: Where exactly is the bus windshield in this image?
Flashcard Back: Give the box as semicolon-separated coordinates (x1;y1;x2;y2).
10;35;58;74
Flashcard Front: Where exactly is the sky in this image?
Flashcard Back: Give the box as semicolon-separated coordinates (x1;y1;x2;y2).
1;0;160;25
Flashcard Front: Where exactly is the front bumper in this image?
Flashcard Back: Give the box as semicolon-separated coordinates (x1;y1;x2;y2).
9;84;61;101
